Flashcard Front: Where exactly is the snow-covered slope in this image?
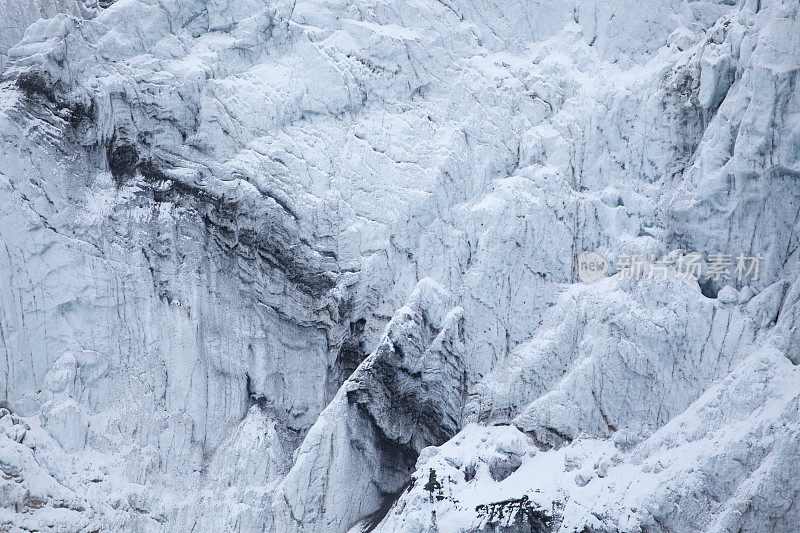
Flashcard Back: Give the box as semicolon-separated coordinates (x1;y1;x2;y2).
0;0;797;531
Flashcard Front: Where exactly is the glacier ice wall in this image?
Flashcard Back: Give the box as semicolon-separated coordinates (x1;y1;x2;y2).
0;0;798;531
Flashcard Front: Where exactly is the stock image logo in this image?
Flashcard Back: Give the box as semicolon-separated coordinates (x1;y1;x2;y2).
578;250;762;284
578;251;609;283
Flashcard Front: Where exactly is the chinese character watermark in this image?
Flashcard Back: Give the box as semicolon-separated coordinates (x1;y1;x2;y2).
578;250;761;284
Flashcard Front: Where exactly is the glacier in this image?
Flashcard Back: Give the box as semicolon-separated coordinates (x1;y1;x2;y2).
0;0;798;531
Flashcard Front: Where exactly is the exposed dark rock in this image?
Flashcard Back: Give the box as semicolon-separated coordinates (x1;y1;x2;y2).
361;482;413;533
332;317;368;388
475;496;559;533
699;277;721;299
464;463;477;482
524;426;573;451
14;72;56;103
488;454;523;482
278;282;465;532
106;141;139;184
136;159;337;298
13;71;94;132
345;330;465;455
423;468;444;501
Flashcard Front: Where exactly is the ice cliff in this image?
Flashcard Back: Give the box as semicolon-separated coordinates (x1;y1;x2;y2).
0;0;798;531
